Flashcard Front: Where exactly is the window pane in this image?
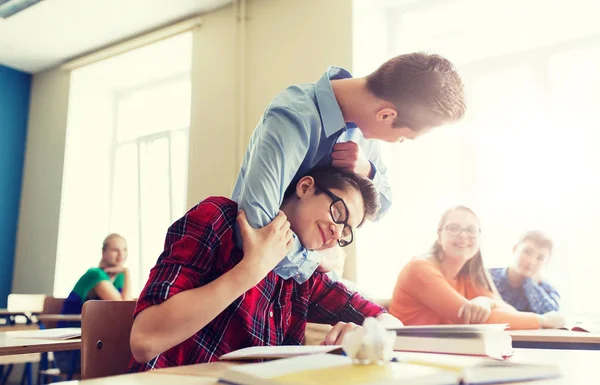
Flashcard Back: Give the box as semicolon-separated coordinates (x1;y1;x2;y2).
110;143;140;292
170;129;189;221
393;0;600;64
356;125;470;298
139;137;172;285
116;80;191;142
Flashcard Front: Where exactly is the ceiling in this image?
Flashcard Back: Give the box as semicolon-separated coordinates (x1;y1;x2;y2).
0;0;232;73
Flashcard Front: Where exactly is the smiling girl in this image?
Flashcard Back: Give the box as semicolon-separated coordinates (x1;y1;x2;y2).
389;206;565;330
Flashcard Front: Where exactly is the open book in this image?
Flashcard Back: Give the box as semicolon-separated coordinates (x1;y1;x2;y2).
10;327;81;340
387;324;512;360
220;345;343;361
218;352;560;385
558;321;600;333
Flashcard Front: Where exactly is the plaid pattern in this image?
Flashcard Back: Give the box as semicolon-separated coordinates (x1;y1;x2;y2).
129;196;385;371
489;267;560;314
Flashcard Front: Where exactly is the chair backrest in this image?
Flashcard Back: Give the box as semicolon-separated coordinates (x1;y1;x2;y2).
40;296;66;329
7;294;46;312
81;300;137;379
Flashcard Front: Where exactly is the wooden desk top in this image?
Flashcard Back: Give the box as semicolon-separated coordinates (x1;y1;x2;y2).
54;348;600;385
61;372;217;385
508;329;600;344
155;361;239;377
37;314;82;322
0;309;41;316
0;337;81;356
508;348;600;384
0;328;81;356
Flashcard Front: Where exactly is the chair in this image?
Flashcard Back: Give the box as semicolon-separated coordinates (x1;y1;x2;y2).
37;297;68;384
5;294;46;325
81;300;137;379
39;297;66;329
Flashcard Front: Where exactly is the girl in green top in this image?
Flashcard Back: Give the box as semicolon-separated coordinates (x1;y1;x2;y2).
60;233;132;319
56;233;132;374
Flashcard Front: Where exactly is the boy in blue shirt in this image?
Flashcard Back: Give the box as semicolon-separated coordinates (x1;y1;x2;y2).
490;231;560;314
233;53;466;283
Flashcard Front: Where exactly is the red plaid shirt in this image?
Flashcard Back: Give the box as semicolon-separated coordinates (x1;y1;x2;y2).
129;197;385;371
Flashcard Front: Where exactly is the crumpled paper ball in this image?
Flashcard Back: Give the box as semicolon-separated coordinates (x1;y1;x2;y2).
341;317;396;364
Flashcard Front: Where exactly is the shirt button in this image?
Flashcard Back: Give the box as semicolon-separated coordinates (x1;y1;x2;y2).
269;311;274;318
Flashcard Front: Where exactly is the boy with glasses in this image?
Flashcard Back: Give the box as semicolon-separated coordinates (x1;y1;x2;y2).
129;167;402;370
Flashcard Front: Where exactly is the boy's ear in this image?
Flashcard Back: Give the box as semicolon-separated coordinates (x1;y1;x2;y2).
375;107;397;123
296;176;315;198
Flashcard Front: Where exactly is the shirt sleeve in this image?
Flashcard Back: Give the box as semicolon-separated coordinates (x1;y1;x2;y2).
468;278;540;330
364;141;392;220
307;272;386;325
232;106;321;283
523;278;560;314
394;260;472;324
133;199;229;317
75;268;111;300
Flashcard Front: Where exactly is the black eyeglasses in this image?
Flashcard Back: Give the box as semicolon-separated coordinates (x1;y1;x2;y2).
444;223;481;238
314;183;354;247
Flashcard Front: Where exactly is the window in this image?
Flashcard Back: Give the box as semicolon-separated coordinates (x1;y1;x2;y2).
55;33;191;297
354;0;600;317
109;80;190;293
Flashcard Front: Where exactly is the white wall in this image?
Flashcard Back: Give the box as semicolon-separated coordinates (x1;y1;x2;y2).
13;0;354;294
12;68;71;294
187;0;353;205
187;6;238;204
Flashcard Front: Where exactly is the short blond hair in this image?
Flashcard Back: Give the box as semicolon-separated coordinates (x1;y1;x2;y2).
102;233;126;252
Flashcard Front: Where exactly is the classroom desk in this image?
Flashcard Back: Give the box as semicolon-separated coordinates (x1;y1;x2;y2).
0;310;41;325
0;338;80;356
61;372;216;385
509;329;600;350
61;348;600;385
509;348;600;384
37;314;82;323
0;329;81;356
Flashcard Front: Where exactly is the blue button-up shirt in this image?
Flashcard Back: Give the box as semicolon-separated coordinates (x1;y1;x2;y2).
232;67;392;284
489;267;560;314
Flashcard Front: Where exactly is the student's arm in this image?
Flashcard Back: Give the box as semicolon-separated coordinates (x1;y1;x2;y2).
120;268;132;300
232;107;321;283
361;140;392;219
94;281;124;301
522;278;560;313
96;267;131;300
398;261;540;329
130;205;292;363
330;139;392;220
82;268;122;301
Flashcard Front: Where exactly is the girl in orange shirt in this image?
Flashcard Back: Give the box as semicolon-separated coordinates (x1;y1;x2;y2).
389;206;565;330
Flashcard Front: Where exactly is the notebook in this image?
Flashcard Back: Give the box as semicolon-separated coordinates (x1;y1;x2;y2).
218;352;560;385
387;324;512;359
220;345;343;361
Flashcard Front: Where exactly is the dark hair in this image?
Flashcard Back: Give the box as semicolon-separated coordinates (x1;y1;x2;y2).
283;166;380;226
430;206;494;291
366;52;466;131
516;230;554;255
